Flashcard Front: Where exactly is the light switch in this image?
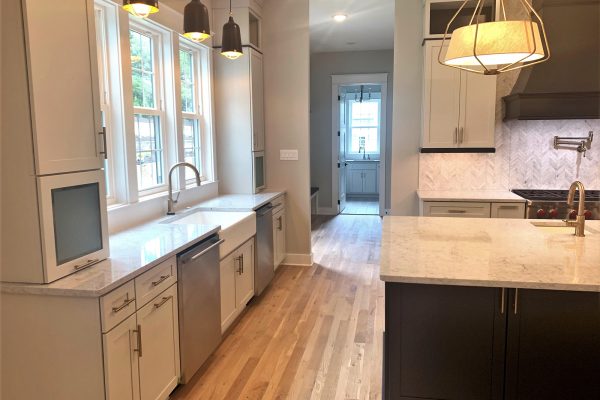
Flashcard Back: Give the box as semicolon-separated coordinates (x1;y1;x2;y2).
280;149;299;160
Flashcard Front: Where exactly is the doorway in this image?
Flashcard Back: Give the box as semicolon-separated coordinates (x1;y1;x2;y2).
332;74;388;216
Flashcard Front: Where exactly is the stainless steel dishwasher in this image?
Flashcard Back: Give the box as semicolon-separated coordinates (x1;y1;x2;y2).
255;203;275;296
177;234;223;383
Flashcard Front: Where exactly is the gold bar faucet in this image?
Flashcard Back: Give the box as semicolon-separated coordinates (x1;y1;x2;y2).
565;181;586;237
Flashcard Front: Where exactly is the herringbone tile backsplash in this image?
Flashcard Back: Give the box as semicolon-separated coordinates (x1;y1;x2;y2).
419;72;600;191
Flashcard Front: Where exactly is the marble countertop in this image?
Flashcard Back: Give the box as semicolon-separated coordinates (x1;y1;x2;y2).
380;217;600;292
1;221;220;298
417;190;526;202
193;191;285;211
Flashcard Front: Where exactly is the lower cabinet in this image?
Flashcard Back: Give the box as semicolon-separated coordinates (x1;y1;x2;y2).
220;238;255;332
384;283;600;400
346;162;379;195
273;207;286;269
103;283;179;400
422;201;526;218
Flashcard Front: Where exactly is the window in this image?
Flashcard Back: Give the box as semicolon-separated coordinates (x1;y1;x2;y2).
129;27;166;193
347;98;381;155
179;47;203;182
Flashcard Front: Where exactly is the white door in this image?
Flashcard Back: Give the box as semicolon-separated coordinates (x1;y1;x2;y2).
102;314;140;400
250;49;265;152
460;71;496;147
220;251;237;331
23;0;103;175
235;240;255;310
424;42;461;148
338;92;348;212
137;284;180;400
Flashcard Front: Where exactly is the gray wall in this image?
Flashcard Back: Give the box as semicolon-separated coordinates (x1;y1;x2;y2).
310;50;394;210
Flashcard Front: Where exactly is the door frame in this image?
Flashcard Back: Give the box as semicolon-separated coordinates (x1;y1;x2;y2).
331;73;388;216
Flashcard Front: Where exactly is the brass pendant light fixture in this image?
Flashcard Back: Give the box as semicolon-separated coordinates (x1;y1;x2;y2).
123;0;159;18
439;0;550;75
183;0;211;43
221;0;243;59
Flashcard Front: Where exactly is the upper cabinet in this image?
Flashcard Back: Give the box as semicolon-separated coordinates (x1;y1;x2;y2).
250;50;265;152
21;0;103;175
422;41;497;150
212;0;262;50
424;0;497;39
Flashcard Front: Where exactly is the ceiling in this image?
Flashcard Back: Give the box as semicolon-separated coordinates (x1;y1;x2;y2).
309;0;394;53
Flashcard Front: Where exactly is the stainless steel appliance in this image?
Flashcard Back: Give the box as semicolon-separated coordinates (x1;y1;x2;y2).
177;235;224;383
255;203;275;296
512;189;600;220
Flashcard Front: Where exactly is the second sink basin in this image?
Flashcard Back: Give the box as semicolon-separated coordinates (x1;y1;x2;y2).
168;211;256;258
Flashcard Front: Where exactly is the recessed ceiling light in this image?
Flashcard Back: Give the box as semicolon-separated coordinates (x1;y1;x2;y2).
333;14;347;22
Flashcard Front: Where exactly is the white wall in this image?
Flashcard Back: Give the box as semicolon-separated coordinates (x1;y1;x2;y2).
262;0;312;265
310;50;394;210
389;0;422;215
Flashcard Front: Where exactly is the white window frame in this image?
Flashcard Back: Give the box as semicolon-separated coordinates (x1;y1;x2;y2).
346;96;382;156
129;22;169;196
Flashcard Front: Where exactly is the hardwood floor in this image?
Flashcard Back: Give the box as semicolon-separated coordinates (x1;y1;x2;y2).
171;214;384;400
341;199;380;216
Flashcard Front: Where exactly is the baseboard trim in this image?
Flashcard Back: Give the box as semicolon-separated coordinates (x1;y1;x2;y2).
282;253;313;266
317;207;338;215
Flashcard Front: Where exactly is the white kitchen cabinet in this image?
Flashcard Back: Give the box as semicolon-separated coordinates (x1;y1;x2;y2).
422;41;496;149
362;170;378;194
211;2;263;50
220;237;255;332
103;314;141;400
346;163;379;195
273;206;286;269
422;201;526;219
137;284;180;400
21;0;103;174
250;50;265;152
491;202;526;219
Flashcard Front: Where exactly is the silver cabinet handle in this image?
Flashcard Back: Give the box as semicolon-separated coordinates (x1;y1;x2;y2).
453;127;458;144
151;275;170;287
99;127;108;159
459;127;464;144
112;294;135;313
74;258;99;270
497;205;519;209
240;254;244;274
514;288;519;314
278;216;283;231
447;210;467;214
500;288;505;314
235;256;242;275
133;324;142;357
189;239;225;261
153;295;172;309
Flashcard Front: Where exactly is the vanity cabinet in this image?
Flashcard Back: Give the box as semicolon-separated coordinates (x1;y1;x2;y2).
422;41;496;150
346;162;379;195
220;238;255;332
273;200;286;269
385;283;600;400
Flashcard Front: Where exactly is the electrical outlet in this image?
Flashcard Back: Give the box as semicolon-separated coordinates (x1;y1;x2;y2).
280;149;299;160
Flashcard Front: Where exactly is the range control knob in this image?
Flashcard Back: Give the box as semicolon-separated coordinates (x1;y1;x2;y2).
536;209;547;218
548;209;559;218
569;210;578;219
584;210;593;219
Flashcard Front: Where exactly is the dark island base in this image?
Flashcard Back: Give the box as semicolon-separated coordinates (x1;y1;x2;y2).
383;283;600;400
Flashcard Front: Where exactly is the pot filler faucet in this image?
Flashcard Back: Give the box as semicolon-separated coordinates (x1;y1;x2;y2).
167;162;201;215
565;180;586;237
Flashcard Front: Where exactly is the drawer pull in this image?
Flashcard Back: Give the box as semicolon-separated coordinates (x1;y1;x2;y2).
133;324;142;357
447;210;467;213
112;295;135;313
74;258;99;270
151;275;170;287
153;296;172;310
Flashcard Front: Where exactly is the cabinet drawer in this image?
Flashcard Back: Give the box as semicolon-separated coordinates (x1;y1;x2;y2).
272;196;285;215
423;201;491;218
135;257;177;308
491;202;525;219
101;281;136;333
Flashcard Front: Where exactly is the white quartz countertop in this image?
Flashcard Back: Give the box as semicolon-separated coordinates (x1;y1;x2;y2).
193;191;285;211
380;217;600;292
1;220;220;298
417;190;525;202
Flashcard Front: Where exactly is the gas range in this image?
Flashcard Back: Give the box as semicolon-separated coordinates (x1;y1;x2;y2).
511;189;600;220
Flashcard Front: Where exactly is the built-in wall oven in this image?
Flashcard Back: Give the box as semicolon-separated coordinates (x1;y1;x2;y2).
38;170;109;282
253;151;265;193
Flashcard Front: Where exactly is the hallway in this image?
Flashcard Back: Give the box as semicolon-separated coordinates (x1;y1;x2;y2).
172;214;384;399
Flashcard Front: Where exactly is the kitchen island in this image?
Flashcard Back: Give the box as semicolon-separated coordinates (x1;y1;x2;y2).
380;217;600;400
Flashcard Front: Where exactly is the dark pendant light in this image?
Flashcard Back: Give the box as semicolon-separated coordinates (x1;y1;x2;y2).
183;0;211;43
221;0;243;59
123;0;159;18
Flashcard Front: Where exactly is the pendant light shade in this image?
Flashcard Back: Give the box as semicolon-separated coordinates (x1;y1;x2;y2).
439;0;550;75
123;0;159;18
183;0;211;43
221;1;243;60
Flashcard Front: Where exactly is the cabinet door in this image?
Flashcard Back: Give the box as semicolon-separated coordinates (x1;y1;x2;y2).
103;314;140;400
235;240;255;310
220;251;237;331
460;71;496;148
23;0;102;174
137;284;180;400
385;283;506;400
490;202;525;219
348;170;364;194
250;49;265;152
274;210;286;268
362;169;378;194
505;289;600;400
423;42;461;148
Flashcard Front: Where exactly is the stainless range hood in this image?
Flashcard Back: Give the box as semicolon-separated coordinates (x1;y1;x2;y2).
503;0;600;120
